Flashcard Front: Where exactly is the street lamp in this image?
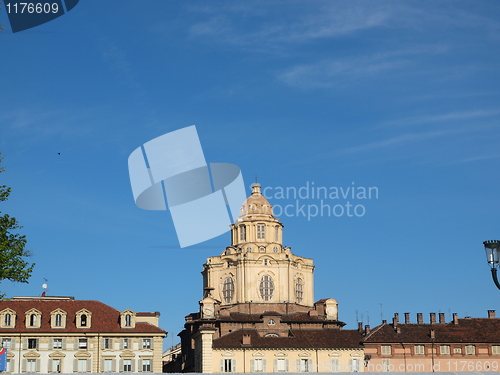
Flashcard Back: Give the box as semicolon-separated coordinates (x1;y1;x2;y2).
483;240;500;290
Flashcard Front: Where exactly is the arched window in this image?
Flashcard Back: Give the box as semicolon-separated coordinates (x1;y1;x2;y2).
222;277;234;303
4;314;11;326
275;226;279;242
259;275;274;301
81;314;87;327
295;278;304;304
55;314;62;327
30;314;37;327
257;224;265;240
125;314;131;327
240;225;246;241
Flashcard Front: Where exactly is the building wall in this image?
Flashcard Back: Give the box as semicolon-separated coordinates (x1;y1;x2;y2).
213;348;365;373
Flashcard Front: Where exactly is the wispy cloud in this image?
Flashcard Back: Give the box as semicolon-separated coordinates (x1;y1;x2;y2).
338;130;454;155
381;110;500;128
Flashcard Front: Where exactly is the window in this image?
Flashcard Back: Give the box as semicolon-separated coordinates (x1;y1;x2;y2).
123;339;129;349
252;358;266;372
268;319;276;326
240;225;246;241
29;314;37;327
222;277;234;303
221;359;235;373
142;339;151;349
492;345;500;355
53;338;62;349
440;345;450;355
273;246;279;253
125;314;131;327
465;345;475;355
103;338;111;349
104;359;113;372
6;359;10;372
77;359;87;372
4;314;11;326
274;226;279;242
331;359;340;372
454;347;462;354
414;345;424;355
2;338;11;349
257;224;265;240
52;359;61;373
55;314;62;327
79;338;88;349
350;359;359;373
123;359;132;372
142;358;151;372
299;359;312;372
382;359;391;372
295;278;304;304
246;247;252;253
274;358;288;372
28;338;37;349
259;275;274;301
381;345;392;355
27;359;36;373
80;314;87;327
264;259;269;266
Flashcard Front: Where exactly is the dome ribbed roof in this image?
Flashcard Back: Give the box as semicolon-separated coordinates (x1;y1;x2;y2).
238;183;275;219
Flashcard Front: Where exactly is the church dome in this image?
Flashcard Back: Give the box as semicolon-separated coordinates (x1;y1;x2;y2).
238;183;275;219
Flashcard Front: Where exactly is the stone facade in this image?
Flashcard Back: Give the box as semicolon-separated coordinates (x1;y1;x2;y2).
176;184;364;373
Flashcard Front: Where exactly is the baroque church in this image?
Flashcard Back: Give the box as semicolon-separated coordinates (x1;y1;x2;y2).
176;183;364;373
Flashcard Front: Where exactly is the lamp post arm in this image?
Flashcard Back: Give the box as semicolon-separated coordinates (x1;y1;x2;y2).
491;268;500;290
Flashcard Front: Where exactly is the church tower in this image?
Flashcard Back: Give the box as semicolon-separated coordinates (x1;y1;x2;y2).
201;183;315;313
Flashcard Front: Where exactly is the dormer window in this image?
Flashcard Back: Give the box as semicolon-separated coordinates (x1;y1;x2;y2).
120;310;136;328
268;319;276;326
257;224;265;240
0;309;16;329
50;309;67;329
75;309;92;329
25;308;41;329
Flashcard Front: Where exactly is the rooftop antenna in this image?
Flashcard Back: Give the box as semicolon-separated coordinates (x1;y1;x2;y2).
255;175;258;184
366;311;370;325
356;310;359;323
41;278;48;297
380;303;384;322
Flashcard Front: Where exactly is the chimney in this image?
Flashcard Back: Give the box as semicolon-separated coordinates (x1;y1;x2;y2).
396;326;401;334
430;313;436;324
365;325;371;335
430;329;435;339
405;312;410;324
242;334;251;345
488;310;496;319
358;322;363;332
453;313;458;325
393;313;399;328
439;313;445;324
417;313;423;324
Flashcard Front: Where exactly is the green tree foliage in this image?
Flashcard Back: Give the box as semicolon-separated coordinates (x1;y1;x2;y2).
0;153;34;298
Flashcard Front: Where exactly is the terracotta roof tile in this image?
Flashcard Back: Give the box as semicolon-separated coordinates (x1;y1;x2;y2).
0;299;166;334
213;329;363;349
364;319;500;344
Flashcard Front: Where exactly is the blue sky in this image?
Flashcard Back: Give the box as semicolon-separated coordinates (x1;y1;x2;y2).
1;1;500;347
